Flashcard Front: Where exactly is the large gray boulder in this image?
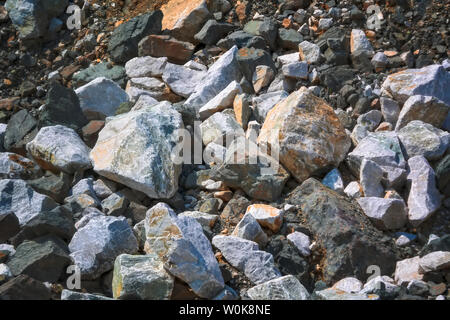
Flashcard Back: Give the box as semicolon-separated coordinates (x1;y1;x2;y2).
26;125;92;174
75;77;130;119
143;203;224;298
90;102;183;199
0;179;58;226
212;235;281;285
382;65;450;105
247;275;310;300
184;46;242;111
68;215;138;280
406;156;441;227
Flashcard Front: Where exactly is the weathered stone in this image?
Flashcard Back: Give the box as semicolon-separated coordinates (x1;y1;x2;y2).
69;215;138;280
360;275;400;299
258;88;351;183
406;156;441;227
380;97;400;127
236;47;276;83
252;65;275;94
4;109;38;155
10;206;75;246
138;35;195;65
212;235;281;284
75;77;130;119
298;40;321;64
287;231;311;257
243;18;278;50
344;181;363;199
436;155;450;196
321;168;344;193
347;131;407;188
357;197;407;230
39;81;88;131
101;192;129;216
350;29;373;54
0;179;58;226
247;275;310;300
233;94;251;130
161;0;211;43
73;62;127;88
210;138;290;201
200;111;245;146
112;254;174;300
194;20;236;45
371;52;388;72
315;287;379;300
108;11;163;63
7;236;71;282
178;211;218;230
382;65;450;105
0;152;41;180
5;0;49;40
232;212;268;247
144;203;224;298
357;110;382;132
162;63;206;99
217;30;267;50
26;125;91;174
418;251;450;274
252;90;288;123
0;274;51;300
278;28;303;50
125;56;167;79
395;95;449;131
281;61;308;80
61;289;113;300
27;171;71;203
332;277;363;293
0;264;12;285
199;81;242;120
185;46;242;111
395;256;423;286
360;159;384;198
90;102;183;199
287;178;397;284
246;204;283;233
0;212;20;243
398;120;449;160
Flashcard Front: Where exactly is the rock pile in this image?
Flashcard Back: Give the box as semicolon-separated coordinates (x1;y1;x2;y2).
0;0;449;301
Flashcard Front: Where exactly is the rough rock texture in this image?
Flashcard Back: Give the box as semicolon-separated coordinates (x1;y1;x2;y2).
0;179;58;226
112;254;174;300
143;203;224;298
90;102;183;199
381;65;450;105
212;235;281;285
247;275;310;300
26;125;92;174
258;88;351;182
108;11;163;63
68;215;138;280
287;178;397;284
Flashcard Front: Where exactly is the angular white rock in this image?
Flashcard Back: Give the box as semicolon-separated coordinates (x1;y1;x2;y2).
199;81;242;120
247;275;310;300
357;197;407;230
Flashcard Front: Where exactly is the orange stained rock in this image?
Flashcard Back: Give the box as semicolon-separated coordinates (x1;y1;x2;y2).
160;0;205;30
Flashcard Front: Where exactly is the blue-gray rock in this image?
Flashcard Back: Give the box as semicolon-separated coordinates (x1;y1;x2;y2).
72;62;127;88
26;125;92;174
5;0;48;39
184;46;242;111
212;235;281;285
144;203;224;298
382;65;450;105
90;102;184;199
397;120;449;160
406;156;441;227
68;215;138;280
61;289;113;300
0;152;41;180
0;179;58;226
75;77;130;119
7;235;71;282
247;275;310;300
